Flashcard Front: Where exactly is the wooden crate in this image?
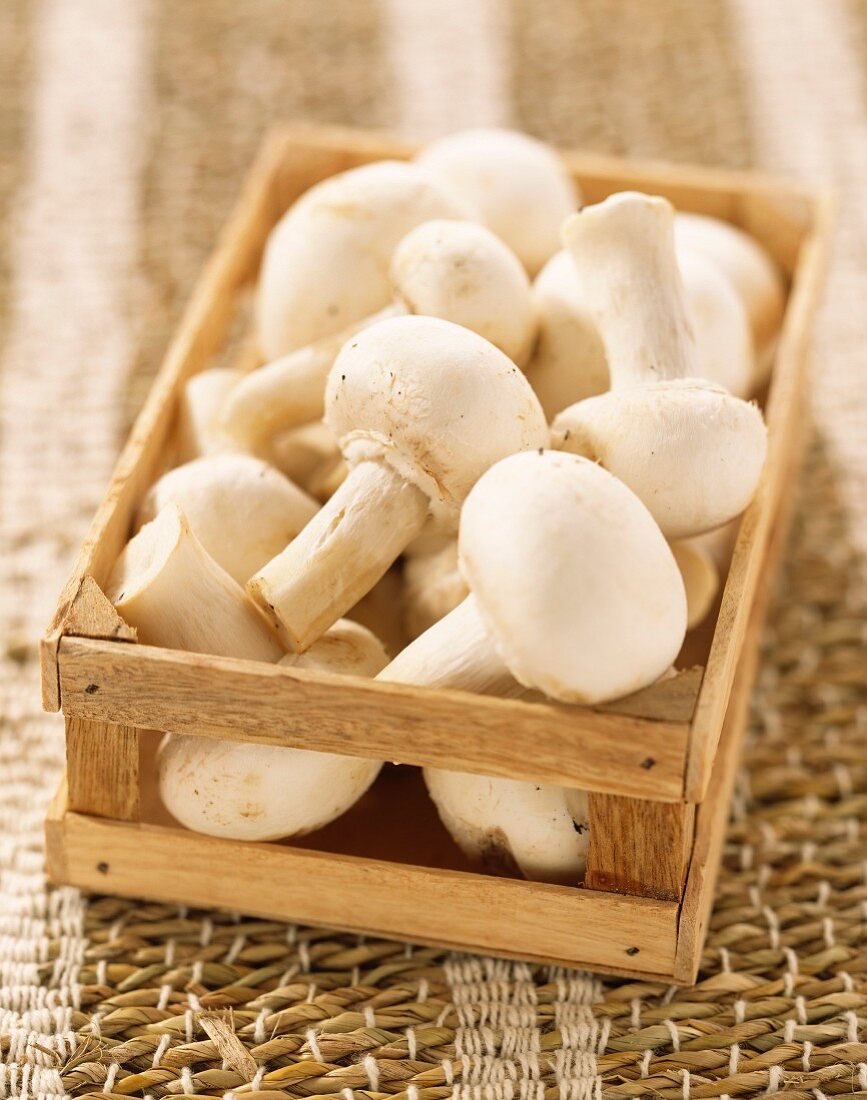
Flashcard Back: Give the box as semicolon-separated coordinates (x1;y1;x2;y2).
41;124;833;983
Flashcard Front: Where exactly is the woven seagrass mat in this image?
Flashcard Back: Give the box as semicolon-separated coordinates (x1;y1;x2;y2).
1;2;865;1098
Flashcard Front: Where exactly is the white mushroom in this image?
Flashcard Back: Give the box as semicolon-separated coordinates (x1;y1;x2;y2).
402;538;468;640
523;250;608;419
176;368;244;462
675;211;785;383
158;619;388;842
416;128;580;275
524;240;754;420
379;450;687;705
248;315;547;652
552;193;768;539
424;769;590;884
671;539;719;629
677;246;754;398
106;504;283;660
266;421;342;493
257;160;468;360
223;218;535;449
136;454;318;586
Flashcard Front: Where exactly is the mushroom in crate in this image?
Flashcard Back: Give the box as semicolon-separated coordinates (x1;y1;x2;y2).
525;228;759;421
674;211;786;382
247;314;548;652
552;192;768;540
105;504;388;841
222;216;536;451
415;127;580;275
380;449;688;883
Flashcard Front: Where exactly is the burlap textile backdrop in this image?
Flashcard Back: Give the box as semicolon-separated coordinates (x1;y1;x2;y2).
1;2;865;1097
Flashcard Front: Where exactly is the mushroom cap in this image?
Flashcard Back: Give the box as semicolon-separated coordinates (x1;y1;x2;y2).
158;618;387;841
424;768;589;884
391;219;535;365
158;740;380;842
524;250;609;417
674;211;785;374
257;160;467;359
459;450;687;704
279;617;390;677
416;128;580;275
325;315;548;525
402;538;468;639
137;454;319;586
677;246;754;397
551;379;768;539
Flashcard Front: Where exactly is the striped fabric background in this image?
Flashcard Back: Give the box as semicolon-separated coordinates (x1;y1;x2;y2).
1;2;865;1097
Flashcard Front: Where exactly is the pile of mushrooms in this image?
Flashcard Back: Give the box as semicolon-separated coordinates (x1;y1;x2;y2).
106;128;783;881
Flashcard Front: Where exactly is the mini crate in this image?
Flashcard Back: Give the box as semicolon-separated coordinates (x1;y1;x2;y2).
41;125;833;983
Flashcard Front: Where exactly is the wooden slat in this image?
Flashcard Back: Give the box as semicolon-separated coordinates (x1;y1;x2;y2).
584;795;695;901
66;717;140;821
58;636;690;800
47;805;679;977
685;189;836;802
674;386;816;983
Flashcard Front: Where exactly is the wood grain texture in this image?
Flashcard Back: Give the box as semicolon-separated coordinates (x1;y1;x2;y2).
47;804;679;977
674;336;818;983
58;636;690;799
585;794;695;901
686;188;835;801
66;716;140;821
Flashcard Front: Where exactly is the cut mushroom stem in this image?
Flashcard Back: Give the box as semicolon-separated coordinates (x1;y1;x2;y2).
248;315;547;652
553;192;768;539
106;503;283;661
379;450;686;705
176;368;244;462
224;219;534;449
248;460;429;652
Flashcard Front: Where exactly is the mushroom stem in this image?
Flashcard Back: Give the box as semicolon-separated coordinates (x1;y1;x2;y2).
377;594;521;697
106;504;283;661
221;305;403;448
562;192;699;386
248;459;429;652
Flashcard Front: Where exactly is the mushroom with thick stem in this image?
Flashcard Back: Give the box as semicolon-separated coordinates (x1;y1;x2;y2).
424;769;590;885
524;239;754;420
415;128;580;276
379;450;687;705
136;453;319;586
158;619;388;842
222;219;535;450
552;193;768;540
257;160;469;361
175;368;244;462
247;315;548;653
675;211;785;384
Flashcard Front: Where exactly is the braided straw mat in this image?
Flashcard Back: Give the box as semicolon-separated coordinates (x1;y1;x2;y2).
1;1;865;1097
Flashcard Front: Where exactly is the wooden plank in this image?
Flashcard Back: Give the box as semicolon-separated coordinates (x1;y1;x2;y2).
48;806;679;977
585;795;695;901
685;188;835;801
58;636;690;800
674;392;815;983
66;716;140;822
